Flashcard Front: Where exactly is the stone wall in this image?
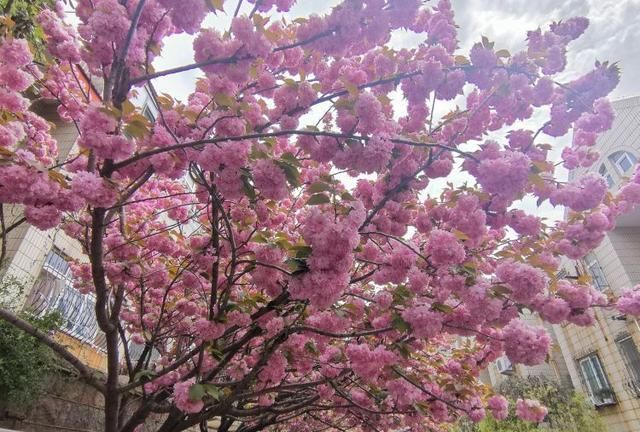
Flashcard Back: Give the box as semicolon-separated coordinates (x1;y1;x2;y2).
0;372;167;432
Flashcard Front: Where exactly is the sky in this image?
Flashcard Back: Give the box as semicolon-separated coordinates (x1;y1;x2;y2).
152;0;640;99
65;0;640;222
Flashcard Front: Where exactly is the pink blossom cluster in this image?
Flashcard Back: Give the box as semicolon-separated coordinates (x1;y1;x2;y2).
495;261;547;305
616;287;640;316
426;229;466;267
502;319;551;366
516;398;548;423
38;7;81;63
401;306;443;339
289;204;364;309
346;343;397;382
173;379;204;414
487;395;509;420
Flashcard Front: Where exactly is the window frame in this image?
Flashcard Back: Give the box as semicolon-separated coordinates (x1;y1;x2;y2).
36;249;105;350
583;253;608;291
616;336;640;397
598;163;615;188
610;151;637;176
578;353;616;407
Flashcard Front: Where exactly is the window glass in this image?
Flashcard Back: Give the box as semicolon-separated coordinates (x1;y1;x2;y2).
609;151;637;175
579;354;615;405
584;253;608;291
599;164;614;187
617;337;640;383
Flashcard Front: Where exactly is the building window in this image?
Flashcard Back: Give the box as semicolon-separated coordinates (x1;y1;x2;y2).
617;336;640;397
609;151;637;176
27;249;105;350
142;104;156;122
43;248;73;283
583;253;608;291
578;353;616;406
599;164;614;188
495;356;514;375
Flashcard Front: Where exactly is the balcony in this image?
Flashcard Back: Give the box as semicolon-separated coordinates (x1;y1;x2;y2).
24;253;106;353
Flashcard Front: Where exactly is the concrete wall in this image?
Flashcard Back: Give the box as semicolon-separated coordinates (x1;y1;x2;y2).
556;96;640;432
0;372;169;432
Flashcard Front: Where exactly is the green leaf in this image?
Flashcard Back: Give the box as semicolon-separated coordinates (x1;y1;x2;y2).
304;341;319;355
208;0;225;11
306;194;331;205
291;245;313;258
431;303;454;314
252;232;270;243
275;157;301;188
240;170;256;202
280;152;301;166
285;257;308;274
121;100;136;116
276;238;293;250
133;369;155;382
341;192;355;201
124;121;148;138
188;383;206;401
202;384;222;400
282;164;301;187
391;313;410;332
214;93;235;108
395;342;412;359
308;182;333;193
209;348;224;360
392;284;412;305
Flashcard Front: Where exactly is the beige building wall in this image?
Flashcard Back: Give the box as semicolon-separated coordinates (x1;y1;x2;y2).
552;95;640;432
0;101;108;372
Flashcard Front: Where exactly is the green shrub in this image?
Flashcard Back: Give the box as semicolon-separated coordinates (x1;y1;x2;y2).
456;376;605;432
0;277;62;406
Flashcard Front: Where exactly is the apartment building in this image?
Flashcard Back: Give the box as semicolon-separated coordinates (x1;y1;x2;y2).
0;72;159;373
482;96;640;431
551;95;640;432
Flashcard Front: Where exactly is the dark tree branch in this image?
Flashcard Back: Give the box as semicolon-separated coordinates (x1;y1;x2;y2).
0;307;105;393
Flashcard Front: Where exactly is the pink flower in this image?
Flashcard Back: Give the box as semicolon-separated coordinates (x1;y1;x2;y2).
401;306;443;339
617;287;640;316
487;395;509;420
253;159;288;200
538;297;571;324
426;229;466;267
495;261;547;305
173;379;204;414
503;319;551;366
516;398;548;423
24;205;61;230
475;151;530;199
71;171;118;207
346;343;396;382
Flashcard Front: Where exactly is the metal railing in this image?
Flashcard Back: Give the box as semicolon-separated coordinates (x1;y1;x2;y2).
25;272;106;351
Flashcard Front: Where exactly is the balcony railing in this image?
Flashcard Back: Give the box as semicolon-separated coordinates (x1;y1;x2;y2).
25;272;106;351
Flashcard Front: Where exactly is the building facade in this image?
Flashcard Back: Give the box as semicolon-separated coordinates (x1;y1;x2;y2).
551;95;640;432
483;96;640;431
0;72;159;373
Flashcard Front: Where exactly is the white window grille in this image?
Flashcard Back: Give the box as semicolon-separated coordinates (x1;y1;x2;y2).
617;336;640;398
496;356;514;375
26;249;105;351
578;353;616;406
583;253;608;291
609;151;637;176
598;164;614;188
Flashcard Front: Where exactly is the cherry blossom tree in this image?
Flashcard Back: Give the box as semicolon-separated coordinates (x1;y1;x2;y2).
1;1;639;432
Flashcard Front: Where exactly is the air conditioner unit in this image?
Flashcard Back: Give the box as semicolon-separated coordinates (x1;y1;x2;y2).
589;388;616;407
496;357;514;375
